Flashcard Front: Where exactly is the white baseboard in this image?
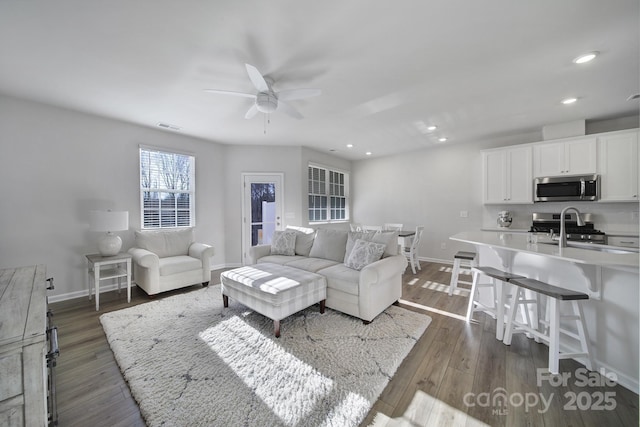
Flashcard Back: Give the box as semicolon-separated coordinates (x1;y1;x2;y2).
49;263;241;303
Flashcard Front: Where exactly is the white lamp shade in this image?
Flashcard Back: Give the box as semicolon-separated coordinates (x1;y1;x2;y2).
89;210;129;232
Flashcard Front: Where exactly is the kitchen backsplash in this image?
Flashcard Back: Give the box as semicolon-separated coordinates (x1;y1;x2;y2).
483;203;640;234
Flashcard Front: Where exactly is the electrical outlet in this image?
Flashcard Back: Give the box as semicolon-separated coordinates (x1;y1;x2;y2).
440;242;446;250
460;210;468;218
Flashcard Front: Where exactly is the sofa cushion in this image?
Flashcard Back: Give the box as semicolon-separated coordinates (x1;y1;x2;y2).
258;255;306;265
135;228;194;258
286;226;316;256
308;228;348;262
158;255;202;276
317;263;360;296
284;257;339;273
345;239;386;271
271;230;297;256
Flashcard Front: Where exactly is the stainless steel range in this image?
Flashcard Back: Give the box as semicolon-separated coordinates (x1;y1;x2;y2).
529;212;607;244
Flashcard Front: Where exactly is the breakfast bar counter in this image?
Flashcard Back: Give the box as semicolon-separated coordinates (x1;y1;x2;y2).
451;231;639;270
449;230;639;394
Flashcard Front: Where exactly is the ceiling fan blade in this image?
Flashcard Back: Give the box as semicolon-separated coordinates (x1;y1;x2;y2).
277;101;304;119
245;63;270;93
277;88;322;101
204;89;256;99
245;104;259;119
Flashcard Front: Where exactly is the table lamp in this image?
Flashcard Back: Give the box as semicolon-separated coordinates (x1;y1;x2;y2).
89;210;129;256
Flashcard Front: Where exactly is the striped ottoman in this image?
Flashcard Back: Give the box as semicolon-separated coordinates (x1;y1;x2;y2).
220;263;327;337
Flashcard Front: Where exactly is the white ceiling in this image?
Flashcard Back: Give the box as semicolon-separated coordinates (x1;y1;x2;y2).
1;1;638;160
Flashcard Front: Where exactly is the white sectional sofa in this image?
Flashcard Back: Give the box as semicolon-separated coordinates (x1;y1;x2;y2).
248;227;408;323
128;228;214;296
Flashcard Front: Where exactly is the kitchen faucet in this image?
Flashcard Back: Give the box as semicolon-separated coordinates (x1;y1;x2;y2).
559;206;585;248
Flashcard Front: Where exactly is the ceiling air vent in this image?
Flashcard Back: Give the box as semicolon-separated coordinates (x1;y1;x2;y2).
157;123;181;131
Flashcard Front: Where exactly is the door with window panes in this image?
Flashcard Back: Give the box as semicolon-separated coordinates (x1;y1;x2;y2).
242;174;283;264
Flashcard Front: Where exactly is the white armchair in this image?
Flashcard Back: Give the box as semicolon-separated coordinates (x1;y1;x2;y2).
128;228;214;296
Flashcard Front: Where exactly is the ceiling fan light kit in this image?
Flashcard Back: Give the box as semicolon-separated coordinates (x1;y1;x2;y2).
256;92;278;113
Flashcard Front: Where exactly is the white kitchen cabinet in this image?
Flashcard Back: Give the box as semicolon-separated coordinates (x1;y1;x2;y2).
598;130;639;202
482;145;533;204
533;137;597;177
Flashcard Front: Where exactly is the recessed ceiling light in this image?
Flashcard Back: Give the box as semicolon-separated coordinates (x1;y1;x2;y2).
573;51;598;64
427;125;437;131
561;97;578;105
346;144;354;148
438;137;448;142
365;151;372;156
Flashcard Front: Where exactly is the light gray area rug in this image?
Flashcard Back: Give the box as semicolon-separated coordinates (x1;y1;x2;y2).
100;285;431;427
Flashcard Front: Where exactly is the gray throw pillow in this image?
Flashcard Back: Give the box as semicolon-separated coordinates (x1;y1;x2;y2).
344;231;377;263
345;239;386;271
270;230;297;256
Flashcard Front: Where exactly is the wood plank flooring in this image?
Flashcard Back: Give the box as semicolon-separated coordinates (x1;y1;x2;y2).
51;262;638;426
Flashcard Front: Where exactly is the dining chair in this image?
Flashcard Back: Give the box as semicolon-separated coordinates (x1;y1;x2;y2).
383;223;403;231
362;225;382;232
404;226;424;274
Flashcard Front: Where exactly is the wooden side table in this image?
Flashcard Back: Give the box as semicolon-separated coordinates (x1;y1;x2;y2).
86;253;132;311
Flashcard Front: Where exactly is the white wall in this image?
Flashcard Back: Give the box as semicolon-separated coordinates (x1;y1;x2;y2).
0;95;226;300
351;140;500;262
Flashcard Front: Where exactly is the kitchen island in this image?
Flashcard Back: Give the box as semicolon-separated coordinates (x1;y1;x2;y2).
450;231;639;393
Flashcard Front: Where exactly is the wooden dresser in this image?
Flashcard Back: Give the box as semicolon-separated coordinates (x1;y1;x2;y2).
0;265;50;426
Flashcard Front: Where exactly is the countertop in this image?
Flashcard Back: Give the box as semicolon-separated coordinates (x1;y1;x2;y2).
450;231;639;269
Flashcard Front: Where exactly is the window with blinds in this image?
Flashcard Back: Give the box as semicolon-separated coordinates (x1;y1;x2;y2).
308;165;348;222
139;147;195;229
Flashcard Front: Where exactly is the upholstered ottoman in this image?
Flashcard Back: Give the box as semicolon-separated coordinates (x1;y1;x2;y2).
220;263;327;337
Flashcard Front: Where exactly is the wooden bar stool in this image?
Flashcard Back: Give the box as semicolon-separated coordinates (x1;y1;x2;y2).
466;266;526;341
503;277;594;374
449;251;476;296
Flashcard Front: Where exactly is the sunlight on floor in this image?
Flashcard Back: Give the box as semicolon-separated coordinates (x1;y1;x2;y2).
399;299;468;322
199;316;334;425
369;389;490;426
406;278;470;297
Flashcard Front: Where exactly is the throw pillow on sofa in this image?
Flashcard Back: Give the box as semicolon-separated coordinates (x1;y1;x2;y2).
343;230;398;263
271;230;297;256
345;239;386;271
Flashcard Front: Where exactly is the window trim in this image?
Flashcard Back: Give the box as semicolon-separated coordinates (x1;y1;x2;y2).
139;145;196;229
308;163;350;224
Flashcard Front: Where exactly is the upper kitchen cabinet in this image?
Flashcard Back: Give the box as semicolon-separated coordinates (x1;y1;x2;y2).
533;137;597;177
598;130;638;202
482;145;533;204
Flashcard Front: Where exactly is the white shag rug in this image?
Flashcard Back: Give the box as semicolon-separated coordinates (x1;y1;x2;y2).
100;285;431;427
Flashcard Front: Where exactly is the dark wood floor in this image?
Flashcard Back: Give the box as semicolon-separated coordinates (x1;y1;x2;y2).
51;262;638;427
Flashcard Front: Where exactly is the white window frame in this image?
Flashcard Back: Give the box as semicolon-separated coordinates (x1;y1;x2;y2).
139;146;195;229
308;163;349;223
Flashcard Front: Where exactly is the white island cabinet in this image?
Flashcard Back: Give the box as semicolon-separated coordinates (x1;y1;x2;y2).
450;231;639;393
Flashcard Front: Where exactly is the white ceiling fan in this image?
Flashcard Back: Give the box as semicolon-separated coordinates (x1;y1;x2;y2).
205;63;321;119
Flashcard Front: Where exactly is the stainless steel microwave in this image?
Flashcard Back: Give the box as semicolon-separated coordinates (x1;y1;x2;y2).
534;174;600;202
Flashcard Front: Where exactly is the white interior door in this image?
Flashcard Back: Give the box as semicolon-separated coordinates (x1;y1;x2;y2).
241;173;284;265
